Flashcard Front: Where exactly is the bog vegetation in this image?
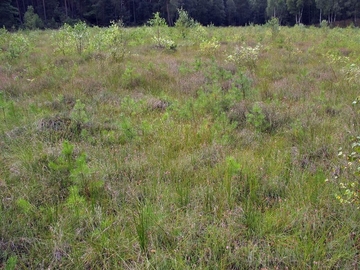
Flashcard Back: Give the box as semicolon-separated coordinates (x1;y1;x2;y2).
1;14;360;269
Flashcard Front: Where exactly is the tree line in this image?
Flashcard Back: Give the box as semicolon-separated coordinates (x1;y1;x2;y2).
1;0;359;29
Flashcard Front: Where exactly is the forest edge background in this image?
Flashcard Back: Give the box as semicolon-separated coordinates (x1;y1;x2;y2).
1;0;360;30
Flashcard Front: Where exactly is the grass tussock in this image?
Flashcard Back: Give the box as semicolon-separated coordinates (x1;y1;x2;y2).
1;25;360;269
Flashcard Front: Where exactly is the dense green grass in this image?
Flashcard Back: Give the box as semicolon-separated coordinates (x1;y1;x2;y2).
1;24;360;269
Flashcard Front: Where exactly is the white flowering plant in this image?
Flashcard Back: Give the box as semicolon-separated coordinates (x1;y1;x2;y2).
342;63;360;84
152;36;177;50
199;37;220;55
334;138;360;207
226;43;262;74
330;97;360;208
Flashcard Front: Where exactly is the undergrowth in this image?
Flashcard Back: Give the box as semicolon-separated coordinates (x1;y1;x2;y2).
1;22;360;269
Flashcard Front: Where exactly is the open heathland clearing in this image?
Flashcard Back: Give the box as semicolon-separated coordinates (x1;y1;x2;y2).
1;22;360;269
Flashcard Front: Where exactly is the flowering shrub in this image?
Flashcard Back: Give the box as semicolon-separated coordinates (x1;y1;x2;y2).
146;12;176;51
152;37;177;50
199;37;220;55
226;43;262;73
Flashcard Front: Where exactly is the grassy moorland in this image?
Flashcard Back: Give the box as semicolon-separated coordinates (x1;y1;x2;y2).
0;21;360;269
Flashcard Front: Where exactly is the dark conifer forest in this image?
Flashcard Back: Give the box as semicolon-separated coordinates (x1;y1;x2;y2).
1;0;359;29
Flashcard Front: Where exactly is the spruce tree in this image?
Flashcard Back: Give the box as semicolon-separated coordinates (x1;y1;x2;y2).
226;0;237;25
211;0;226;25
0;0;19;28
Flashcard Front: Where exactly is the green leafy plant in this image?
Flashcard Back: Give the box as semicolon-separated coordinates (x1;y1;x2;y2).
109;20;127;60
70;99;89;123
320;20;329;35
246;103;269;132
51;21;88;55
7;33;30;59
70;152;90;186
65;185;86;219
118;116;136;144
233;71;252;100
5;255;17;270
148;12;167;37
48;140;102;205
16;198;33;214
121;65;137;88
71;21;89;55
52;23;74;55
95;20;128;61
49;140;75;172
190;24;208;43
320;20;328;28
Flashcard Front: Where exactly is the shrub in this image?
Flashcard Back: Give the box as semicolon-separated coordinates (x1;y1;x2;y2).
104;20;128;61
227;100;249;127
246;102;289;133
175;8;196;39
71;21;89;55
266;17;280;39
246;102;269;132
199;37;220;55
152;36;177;50
51;23;74;55
190;24;208;43
51;21;89;55
0;27;9;54
226;43;262;74
7;33;30;59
